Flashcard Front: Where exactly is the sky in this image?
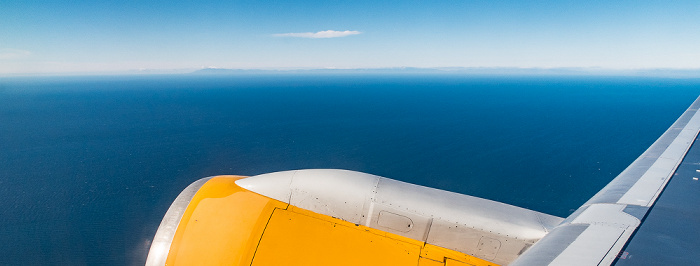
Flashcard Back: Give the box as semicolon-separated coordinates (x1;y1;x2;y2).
1;0;699;74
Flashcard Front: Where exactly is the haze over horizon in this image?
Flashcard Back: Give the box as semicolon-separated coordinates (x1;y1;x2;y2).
2;0;700;75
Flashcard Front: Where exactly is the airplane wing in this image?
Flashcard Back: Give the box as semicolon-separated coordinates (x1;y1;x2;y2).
511;96;700;265
146;96;700;266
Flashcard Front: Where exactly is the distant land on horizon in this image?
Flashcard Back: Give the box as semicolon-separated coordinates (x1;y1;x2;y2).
4;67;700;78
190;67;700;78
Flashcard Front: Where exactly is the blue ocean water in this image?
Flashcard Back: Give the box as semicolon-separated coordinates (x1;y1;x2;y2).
1;74;700;265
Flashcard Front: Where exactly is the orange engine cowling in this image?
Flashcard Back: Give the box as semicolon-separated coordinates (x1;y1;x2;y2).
146;170;561;265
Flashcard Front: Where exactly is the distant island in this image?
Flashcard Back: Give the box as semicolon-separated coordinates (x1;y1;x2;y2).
191;67;700;78
7;67;699;78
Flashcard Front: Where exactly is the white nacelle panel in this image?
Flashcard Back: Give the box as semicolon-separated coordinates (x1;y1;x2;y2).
236;169;564;265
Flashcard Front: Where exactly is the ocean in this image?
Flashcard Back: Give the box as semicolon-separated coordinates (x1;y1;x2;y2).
1;74;699;265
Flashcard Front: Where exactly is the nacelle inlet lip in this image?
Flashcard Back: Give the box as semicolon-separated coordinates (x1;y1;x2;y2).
145;177;213;266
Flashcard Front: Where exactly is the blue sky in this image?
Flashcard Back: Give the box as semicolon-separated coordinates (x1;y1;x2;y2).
1;0;699;74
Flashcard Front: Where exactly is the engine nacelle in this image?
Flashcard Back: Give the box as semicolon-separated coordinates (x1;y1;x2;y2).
146;170;562;266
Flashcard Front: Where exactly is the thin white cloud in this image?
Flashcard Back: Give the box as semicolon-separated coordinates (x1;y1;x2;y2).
273;30;362;39
0;49;32;60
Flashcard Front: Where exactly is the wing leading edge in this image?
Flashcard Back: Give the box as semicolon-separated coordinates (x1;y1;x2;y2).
511;96;700;266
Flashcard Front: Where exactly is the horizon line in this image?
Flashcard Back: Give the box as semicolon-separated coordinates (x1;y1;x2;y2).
3;66;700;78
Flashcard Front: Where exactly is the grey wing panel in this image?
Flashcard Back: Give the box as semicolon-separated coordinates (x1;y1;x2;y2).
511;96;700;266
613;132;700;265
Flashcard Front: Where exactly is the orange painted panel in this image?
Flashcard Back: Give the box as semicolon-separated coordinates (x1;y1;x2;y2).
252;208;422;266
421;243;498;266
165;176;288;266
446;258;472;266
419;257;445;266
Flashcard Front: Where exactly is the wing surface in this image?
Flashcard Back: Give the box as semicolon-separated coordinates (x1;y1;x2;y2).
511;96;700;265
